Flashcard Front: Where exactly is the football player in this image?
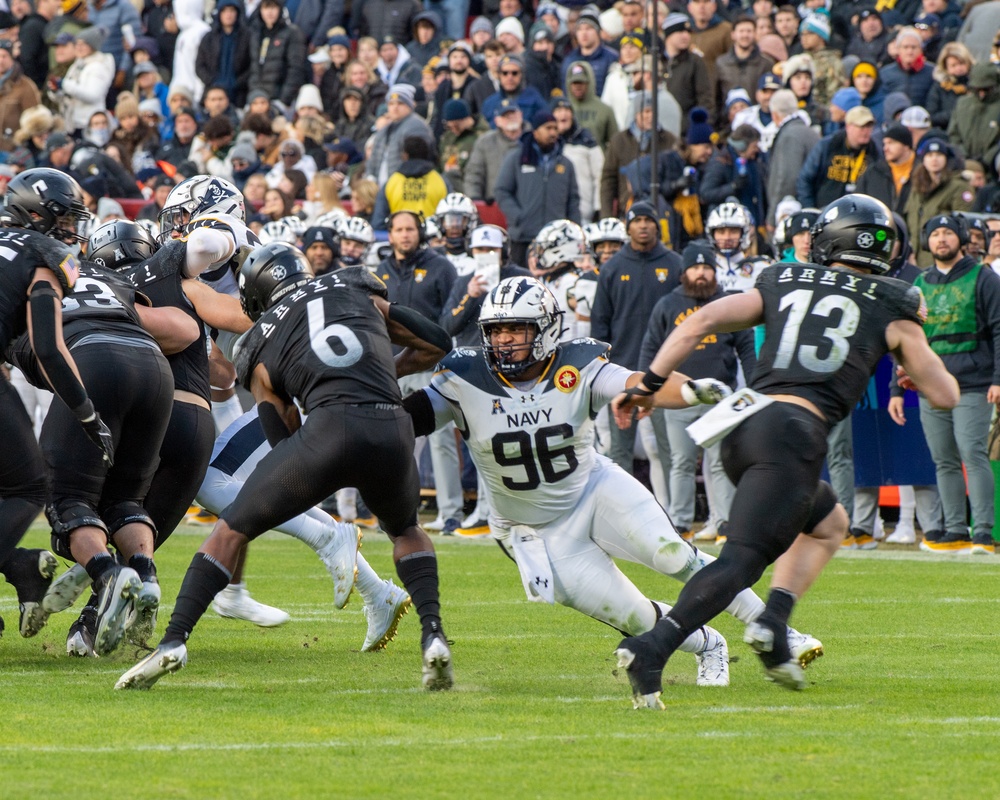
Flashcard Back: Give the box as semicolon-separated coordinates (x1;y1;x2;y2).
614;195;959;708
707;200;772;293
116;243;454;691
401;277;823;687
434;192;479;275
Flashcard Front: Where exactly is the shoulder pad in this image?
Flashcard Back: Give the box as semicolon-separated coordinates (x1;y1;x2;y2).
438;347;508;397
332;266;389;299
128;240;186;282
556;339;611;371
900;283;928;325
29;233;79;291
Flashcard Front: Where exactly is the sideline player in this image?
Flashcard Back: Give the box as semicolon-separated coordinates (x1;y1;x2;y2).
613;195;960;708
0;168;114;638
402;276;822;687
196;405;411;650
116;244;454;691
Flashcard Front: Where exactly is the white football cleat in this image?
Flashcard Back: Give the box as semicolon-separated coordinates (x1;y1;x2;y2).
212;583;290;627
745;621;807;691
93;565;141;657
422;634;454;691
317;522;360;609
126;578;161;647
787;627;824;668
114;641;188;690
695;627;730;687
362;581;411;652
43;562;92;614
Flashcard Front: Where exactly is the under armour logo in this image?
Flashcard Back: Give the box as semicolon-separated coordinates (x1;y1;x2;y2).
534;577;549;588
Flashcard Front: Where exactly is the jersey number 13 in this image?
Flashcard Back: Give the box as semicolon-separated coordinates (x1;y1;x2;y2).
773;289;860;374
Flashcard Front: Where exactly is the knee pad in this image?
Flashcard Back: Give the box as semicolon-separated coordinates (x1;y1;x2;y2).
803;481;838;533
46;499;109;558
384;511;418;539
102;501;157;539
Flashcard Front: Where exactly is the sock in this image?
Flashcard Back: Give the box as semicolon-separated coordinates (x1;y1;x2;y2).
279;509;331;550
641;614;688;662
211;394;243;435
395;551;442;643
162;552;232;644
128;554;157;582
355;553;382;605
84;553;115;584
761;588;797;627
676;626;709;654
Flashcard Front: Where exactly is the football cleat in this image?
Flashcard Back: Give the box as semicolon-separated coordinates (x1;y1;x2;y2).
919;529;946;552
93;565;142;656
212;583;290;627
5;548;58;637
693;523;717;542
43;562;92;613
362;581;411;652
695;627;730;687
317;522;360;609
67;605;98;657
439;518;461;536
839;534;857;550
421;633;454;691
744;620;807;690
114;641;188;690
787;627;824;668
614;646;665;709
126;577;161;647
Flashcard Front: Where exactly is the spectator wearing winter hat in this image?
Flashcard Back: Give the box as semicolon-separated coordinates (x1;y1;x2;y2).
797;11;845;108
431;41;481;138
662;12;712;131
848;60;886;125
723;88;751;126
481;54;547;129
0;41;40;150
495;107;579;265
112;90;158;171
599;32;644;132
495;16;526;55
797;104;878;209
732;72;781;151
523;23;561;101
845;8;890;66
375;35;423;89
56;28;114;135
318;36;352;119
856;122;914;213
564;60;618;151
825;86;861;133
781;52;829;129
560;11;618;96
227;139;264;190
156;104;202;170
469;16;495;53
249;0;308;107
905;136;975;267
765;88;818;226
195;0;251;108
925;42;973;130
880;27;935;108
336;87;375;147
947;62;1000;167
438;99;481;195
366;82;435;186
714;15;775;127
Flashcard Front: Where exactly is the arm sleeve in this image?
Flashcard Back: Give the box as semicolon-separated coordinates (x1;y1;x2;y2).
257;400;292;447
184;226;235;277
387;302;453;353
28;282;88;411
589;361;635;408
733;327;758;383
403;386;457;436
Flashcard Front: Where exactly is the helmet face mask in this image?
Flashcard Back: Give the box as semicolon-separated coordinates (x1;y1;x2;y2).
337;217;375;266
478;277;564;378
158;176;245;242
584;217;627;264
4;168;90;241
435;193;479;249
706;201;754;255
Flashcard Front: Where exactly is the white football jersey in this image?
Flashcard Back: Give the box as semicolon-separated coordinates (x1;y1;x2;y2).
426;340;632;527
715;253;770;294
187;213;261;298
539;267;582;341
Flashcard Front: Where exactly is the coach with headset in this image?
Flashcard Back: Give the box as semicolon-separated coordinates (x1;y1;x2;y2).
910;213;1000;553
377;210;466;535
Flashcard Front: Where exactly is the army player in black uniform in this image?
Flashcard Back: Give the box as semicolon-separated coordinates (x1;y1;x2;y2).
10;253;198;655
610;195;961;709
0;168;115;639
116;242;454;691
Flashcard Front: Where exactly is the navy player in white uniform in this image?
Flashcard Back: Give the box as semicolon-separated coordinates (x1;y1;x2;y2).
614;195;960;708
197;406;411;650
402;277;822;688
116;243;454;691
0;168;115;640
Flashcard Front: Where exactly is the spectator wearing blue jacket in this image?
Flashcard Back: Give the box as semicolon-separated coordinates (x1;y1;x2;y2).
559;10;617;95
481;54;547;128
879;27;935;107
700;124;766;234
89;0;143;73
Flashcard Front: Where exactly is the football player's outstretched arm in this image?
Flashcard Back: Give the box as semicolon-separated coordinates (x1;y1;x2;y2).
135;303;202;355
250;363;301;447
887;319;960;410
183;278;254;334
374;296;452;377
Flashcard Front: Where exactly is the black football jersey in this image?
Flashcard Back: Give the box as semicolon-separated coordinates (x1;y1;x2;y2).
125;240;211;401
0;227;80;352
752;264;924;425
234;269;401;412
60;262;149;345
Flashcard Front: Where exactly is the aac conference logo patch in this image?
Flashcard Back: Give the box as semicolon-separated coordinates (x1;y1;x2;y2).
555;365;580;392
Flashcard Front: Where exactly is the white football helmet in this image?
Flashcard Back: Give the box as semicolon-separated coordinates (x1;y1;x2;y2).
338;216;375;265
281;215;307;237
260;218;298;245
424;216;444;242
706;201;754;255
584;217;628;246
534;219;587;272
314;208;349;231
478;276;564;377
158;175;245;241
435;192;479;235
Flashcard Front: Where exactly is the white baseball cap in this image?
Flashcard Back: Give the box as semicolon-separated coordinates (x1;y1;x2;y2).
470;225;505;249
900;105;931;129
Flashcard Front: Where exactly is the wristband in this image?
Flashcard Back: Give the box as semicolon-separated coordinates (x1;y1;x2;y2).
71;398;96;423
641;369;668;393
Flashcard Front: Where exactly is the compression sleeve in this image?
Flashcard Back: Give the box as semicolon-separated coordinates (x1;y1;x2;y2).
28;281;88;411
402;389;437;437
387;302;453;354
257;401;292;448
184;226;235;278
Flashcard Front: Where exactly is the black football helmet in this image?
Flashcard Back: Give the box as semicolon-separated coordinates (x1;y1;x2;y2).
4;168;90;242
810;194;896;274
239;242;315;321
87;220;159;270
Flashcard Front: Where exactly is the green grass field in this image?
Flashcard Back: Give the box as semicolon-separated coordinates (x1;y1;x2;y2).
3;519;1000;799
